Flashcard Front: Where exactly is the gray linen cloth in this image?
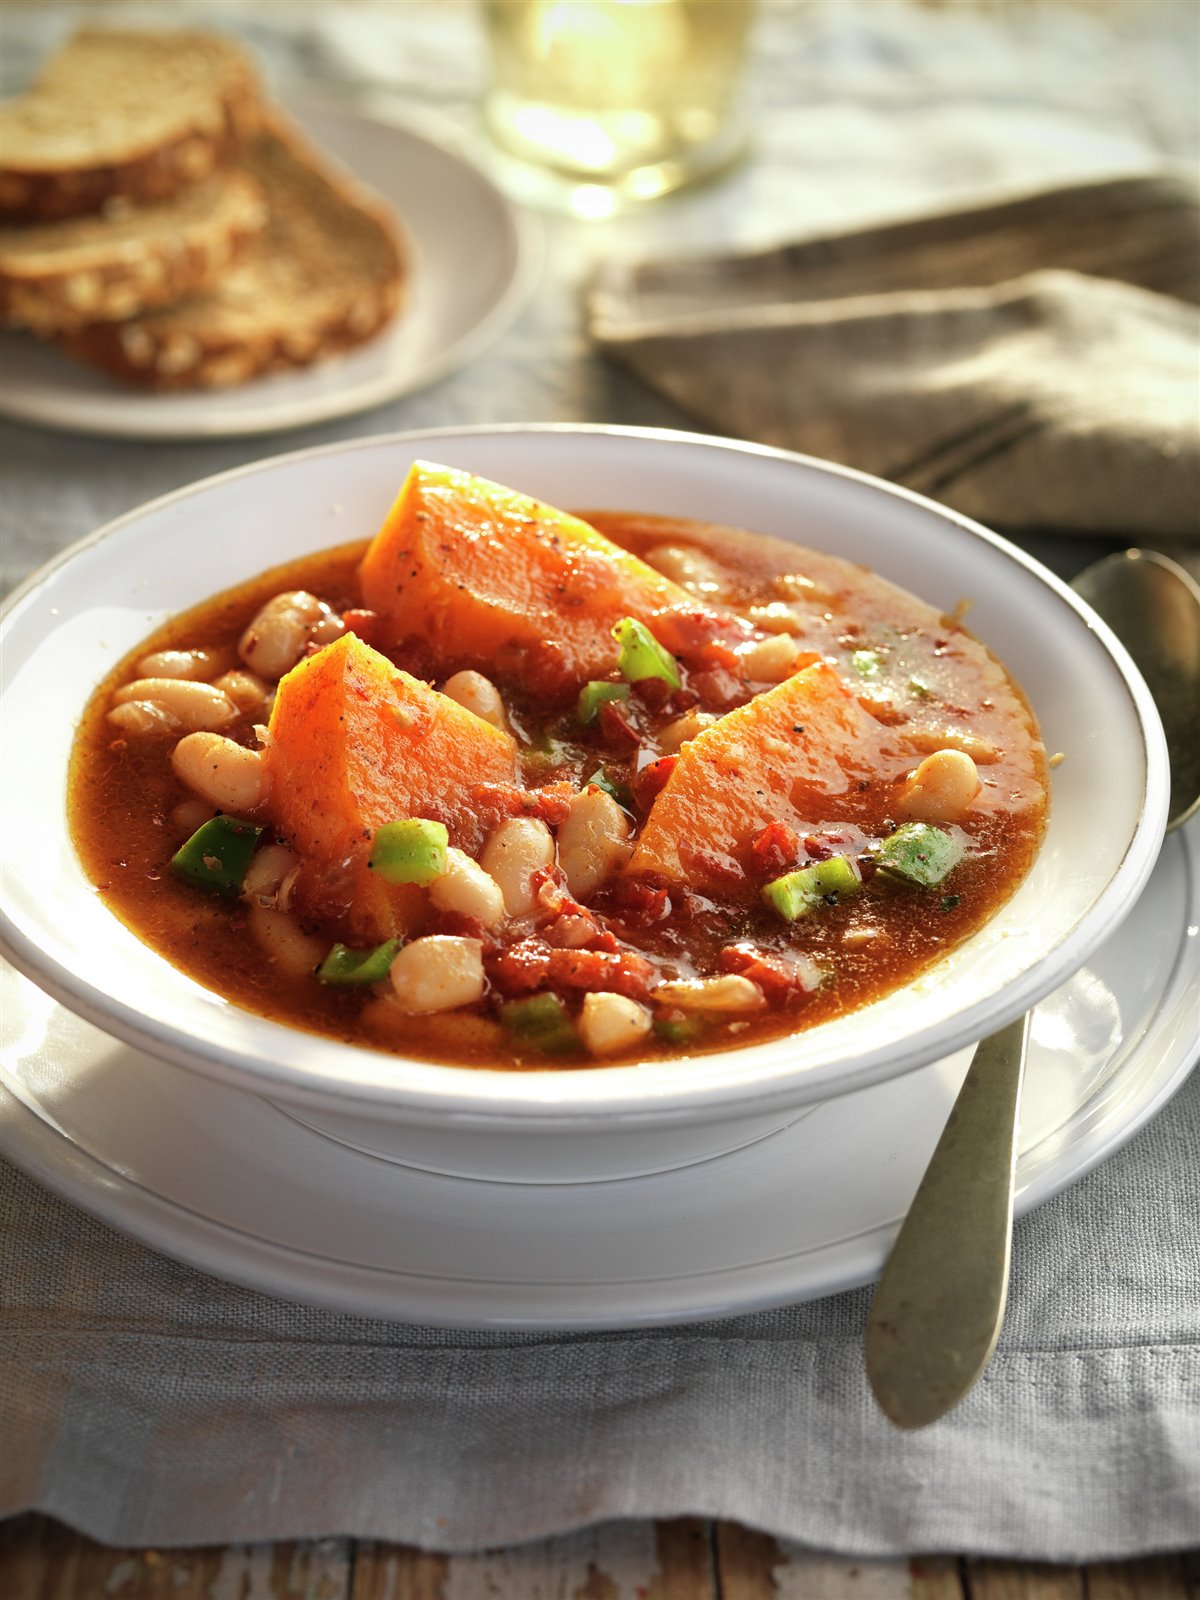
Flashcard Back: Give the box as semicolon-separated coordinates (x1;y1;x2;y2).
588;175;1200;539
2;1065;1198;1558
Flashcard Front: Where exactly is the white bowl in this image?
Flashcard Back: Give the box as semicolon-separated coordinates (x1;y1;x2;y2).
0;426;1169;1182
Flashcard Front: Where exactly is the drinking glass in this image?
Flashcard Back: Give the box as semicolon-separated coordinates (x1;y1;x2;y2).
480;0;755;211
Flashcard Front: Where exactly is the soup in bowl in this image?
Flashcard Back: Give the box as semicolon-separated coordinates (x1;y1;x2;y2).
0;427;1168;1181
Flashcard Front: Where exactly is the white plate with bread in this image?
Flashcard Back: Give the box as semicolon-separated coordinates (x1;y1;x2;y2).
0;29;540;438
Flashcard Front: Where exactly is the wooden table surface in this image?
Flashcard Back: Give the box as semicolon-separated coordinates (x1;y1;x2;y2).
1;1517;1196;1599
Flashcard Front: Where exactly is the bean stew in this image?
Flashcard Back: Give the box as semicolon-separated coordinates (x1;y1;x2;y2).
69;463;1049;1066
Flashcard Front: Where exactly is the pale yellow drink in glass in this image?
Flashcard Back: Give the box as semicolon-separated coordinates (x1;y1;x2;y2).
482;0;754;203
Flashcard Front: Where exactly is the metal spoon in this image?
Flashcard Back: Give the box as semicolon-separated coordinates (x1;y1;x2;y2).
865;549;1200;1430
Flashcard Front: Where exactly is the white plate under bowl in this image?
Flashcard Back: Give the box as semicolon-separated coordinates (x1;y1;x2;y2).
0;101;541;439
2;817;1195;1328
0;426;1170;1183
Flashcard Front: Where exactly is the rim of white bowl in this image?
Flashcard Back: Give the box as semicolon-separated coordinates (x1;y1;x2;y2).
0;424;1170;1126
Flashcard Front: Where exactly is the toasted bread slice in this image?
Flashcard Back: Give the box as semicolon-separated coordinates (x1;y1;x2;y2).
0;170;267;332
0;29;262;223
58;116;405;390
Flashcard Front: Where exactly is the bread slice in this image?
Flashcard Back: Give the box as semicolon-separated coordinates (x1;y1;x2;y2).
0;29;262;223
58;115;405;390
0;170;267;332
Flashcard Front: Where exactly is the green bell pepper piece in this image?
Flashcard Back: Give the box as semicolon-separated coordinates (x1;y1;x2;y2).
653;1014;711;1047
171;815;263;898
874;822;963;888
576;680;632;726
499;992;579;1055
317;939;402;986
612;617;681;690
763;854;862;919
368;819;448;885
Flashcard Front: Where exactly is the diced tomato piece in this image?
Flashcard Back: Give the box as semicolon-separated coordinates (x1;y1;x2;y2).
720;942;822;1008
616;876;672;924
598;699;641;751
651;608;750;659
689;850;747;891
545;947;655;1000
750;821;800;878
529;784;575;827
535;882;617;953
665;687;701;716
471;782;525;822
472;780;575;833
486;938;654;1000
631;756;678;814
543;912;599;949
530;864;565;910
631;677;674;713
340;608;381;648
486;939;551;998
693;639;744;673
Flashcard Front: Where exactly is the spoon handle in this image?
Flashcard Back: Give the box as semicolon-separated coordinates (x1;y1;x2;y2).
865;1011;1031;1429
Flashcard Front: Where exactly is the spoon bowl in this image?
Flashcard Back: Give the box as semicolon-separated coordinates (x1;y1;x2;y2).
1072;551;1200;831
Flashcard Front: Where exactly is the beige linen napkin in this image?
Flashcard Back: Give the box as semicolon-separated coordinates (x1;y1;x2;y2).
588;174;1200;538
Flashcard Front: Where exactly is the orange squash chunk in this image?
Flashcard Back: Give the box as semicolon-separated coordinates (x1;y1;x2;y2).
359;461;709;691
628;662;912;893
266;633;518;940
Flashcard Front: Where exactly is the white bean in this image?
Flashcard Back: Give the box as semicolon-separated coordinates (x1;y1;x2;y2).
906;727;999;764
171;732;266;813
557;789;633;901
479;817;555;917
580;992;652;1058
363;996;501;1050
740;633;805;682
429;848;506;928
772;573;827;601
441;669;508;731
107;701;181;736
247;903;326;978
238;590;329;680
389;936;485;1014
658;709;717;753
546;913;596;949
843;925;883;949
645;543;727;597
170;798;217;837
653;975;766;1014
212;669;271;715
745;601;805;635
899;748;981;823
242;843;300;908
135;648;217;681
307;612;346;648
113;677;237;732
